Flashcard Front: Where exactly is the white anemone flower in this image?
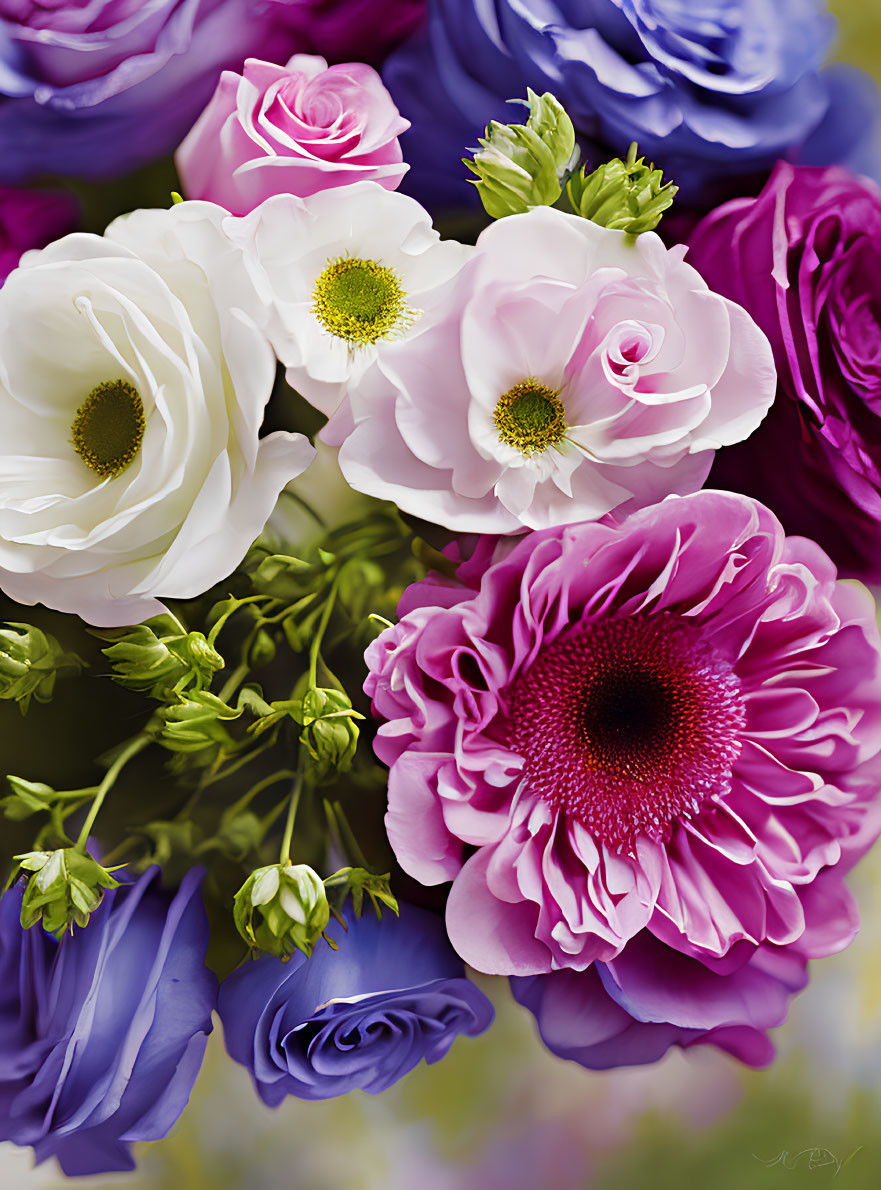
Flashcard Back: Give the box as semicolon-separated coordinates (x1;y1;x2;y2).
0;201;315;627
225;181;472;418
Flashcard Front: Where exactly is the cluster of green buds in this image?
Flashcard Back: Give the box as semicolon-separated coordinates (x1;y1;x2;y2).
464;89;576;218
233;862;330;959
0;623;82;713
464;89;676;235
97;614;224;699
15;848;121;937
567;141;678;234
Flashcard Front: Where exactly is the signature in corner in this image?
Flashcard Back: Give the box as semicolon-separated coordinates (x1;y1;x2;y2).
753;1146;862;1176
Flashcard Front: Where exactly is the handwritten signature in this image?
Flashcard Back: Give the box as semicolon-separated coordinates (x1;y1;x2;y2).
753;1147;862;1176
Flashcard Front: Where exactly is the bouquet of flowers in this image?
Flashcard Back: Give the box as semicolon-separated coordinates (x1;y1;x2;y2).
1;0;881;1177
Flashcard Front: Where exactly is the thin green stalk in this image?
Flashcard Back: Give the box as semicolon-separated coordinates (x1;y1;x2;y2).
221;768;297;824
279;758;306;865
75;733;152;852
308;573;341;688
207;595;267;649
217;662;250;705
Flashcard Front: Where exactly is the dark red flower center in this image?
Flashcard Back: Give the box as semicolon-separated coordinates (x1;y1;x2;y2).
502;614;745;852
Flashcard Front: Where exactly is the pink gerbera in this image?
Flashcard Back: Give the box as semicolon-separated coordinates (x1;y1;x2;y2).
365;492;881;998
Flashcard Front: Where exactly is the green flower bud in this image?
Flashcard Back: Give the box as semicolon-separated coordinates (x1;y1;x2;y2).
567;142;677;235
0;623;82;712
233;863;330;958
159;689;242;753
99;617;223;699
464;89;576;219
16;848;121;937
180;632;224;680
293;688;363;775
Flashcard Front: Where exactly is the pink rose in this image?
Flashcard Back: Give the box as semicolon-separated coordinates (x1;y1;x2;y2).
176;54;409;215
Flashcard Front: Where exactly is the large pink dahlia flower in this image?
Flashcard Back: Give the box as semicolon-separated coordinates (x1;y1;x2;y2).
365;492;881;1060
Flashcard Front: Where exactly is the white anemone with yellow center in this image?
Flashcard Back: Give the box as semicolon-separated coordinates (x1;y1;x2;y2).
225;180;472;419
0;202;315;627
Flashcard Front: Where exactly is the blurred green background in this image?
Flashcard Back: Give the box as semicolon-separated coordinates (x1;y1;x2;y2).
3;1;881;1187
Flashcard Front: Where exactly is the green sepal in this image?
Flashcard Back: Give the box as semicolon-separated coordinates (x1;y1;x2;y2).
324;867;399;922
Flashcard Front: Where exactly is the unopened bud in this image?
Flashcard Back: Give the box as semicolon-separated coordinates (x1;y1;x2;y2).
567;142;677;235
233;863;330;959
294;688;363;775
16;849;121;937
464;89;576;219
0;623;82;712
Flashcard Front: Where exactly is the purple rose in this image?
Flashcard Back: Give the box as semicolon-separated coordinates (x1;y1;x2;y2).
219;903;493;1101
177;54;409;215
689;162;881;583
383;0;881;215
0;0;292;182
259;0;426;66
0;184;77;282
0;867;217;1176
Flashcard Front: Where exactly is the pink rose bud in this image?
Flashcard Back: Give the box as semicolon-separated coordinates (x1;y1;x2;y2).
175;54;410;215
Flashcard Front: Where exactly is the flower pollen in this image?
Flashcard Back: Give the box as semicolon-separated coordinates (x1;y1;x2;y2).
494;378;567;454
71;379;145;480
312;256;415;346
503;614;745;852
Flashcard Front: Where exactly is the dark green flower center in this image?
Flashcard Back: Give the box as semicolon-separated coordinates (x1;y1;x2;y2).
494;378;567;454
71;379;145;479
312;256;414;347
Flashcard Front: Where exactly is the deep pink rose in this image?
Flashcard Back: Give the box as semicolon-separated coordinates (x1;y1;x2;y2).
0;185;77;282
176;54;409;215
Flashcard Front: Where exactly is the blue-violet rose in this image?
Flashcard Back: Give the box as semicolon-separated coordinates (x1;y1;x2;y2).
383;0;881;214
689;161;881;584
0;0;293;182
0;866;217;1176
219;902;494;1101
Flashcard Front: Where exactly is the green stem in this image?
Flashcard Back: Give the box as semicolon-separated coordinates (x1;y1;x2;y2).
221;768;296;825
279;758;306;865
207;595;267;649
217;662;249;705
330;799;370;870
308;573;341;688
203;738;277;790
75;733;152;853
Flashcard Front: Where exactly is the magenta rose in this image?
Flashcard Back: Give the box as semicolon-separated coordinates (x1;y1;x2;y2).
688;162;881;582
259;0;426;66
0;185;77;282
176;54;409;215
